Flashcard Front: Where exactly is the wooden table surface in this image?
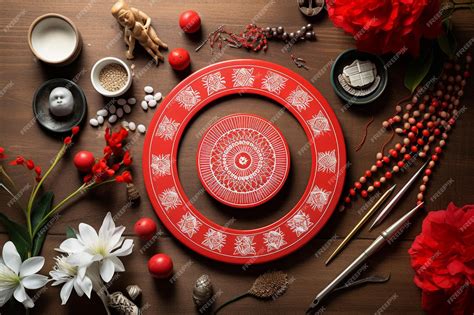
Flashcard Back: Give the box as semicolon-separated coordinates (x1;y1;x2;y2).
1;1;473;314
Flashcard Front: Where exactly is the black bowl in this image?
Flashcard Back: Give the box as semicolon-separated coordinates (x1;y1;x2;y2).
32;78;87;133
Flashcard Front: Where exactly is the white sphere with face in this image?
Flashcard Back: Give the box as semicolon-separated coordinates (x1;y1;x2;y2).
49;87;74;117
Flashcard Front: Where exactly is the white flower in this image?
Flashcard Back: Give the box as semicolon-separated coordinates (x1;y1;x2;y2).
0;241;48;308
58;212;134;283
50;255;93;305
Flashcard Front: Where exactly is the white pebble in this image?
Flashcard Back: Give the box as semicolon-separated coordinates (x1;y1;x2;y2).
128;122;136;131
154;92;162;101
127;97;136;105
116;108;124;118
121;121;129;128
144;94;154;102
148;100;157;108
109;104;116;114
108;115;118;123
141;101;148;111
117;98;127;106
144;86;154;93
123;104;132;114
97;109;108;116
137;124;146;134
89;118;99;127
97;116;104;124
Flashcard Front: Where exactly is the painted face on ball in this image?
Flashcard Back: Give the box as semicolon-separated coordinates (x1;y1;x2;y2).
49;87;74;117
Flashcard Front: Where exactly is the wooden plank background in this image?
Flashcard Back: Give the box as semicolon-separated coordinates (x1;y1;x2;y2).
0;1;473;314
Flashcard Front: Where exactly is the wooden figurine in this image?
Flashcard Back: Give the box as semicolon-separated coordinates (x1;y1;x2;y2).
111;0;168;64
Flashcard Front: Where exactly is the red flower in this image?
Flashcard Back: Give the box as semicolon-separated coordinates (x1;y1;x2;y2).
123;151;132;166
408;203;474;314
34;166;42;176
26;159;35;170
0;147;6;159
64;136;72;145
71;126;80;135
104;127;128;156
327;0;442;55
90;158;115;183
115;171;133;183
10;156;25;165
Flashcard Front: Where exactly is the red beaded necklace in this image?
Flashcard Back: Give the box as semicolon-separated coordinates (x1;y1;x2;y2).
342;53;471;210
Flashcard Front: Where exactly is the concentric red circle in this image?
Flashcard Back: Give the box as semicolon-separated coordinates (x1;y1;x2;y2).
197;114;290;208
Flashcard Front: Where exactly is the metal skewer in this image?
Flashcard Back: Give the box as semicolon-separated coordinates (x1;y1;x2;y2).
325;184;396;265
306;202;424;315
369;160;429;230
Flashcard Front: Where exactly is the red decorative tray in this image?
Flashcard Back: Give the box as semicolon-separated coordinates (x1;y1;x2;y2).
197;113;290;208
143;59;346;264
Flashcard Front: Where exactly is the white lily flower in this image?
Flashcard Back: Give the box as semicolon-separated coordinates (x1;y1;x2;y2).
58;212;134;282
0;241;48;308
49;255;93;305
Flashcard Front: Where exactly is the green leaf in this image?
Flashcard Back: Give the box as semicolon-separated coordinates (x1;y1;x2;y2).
0;212;30;260
30;192;54;256
66;226;77;239
437;21;457;58
404;45;434;92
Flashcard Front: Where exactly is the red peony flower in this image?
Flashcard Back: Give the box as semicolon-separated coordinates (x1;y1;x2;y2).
115;171;133;183
408;203;474;314
327;0;442;55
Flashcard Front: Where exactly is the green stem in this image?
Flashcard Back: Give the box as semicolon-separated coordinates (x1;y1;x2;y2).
0;166;17;191
213;292;249;314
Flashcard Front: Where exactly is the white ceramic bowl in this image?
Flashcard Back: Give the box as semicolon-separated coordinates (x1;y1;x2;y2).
90;57;132;98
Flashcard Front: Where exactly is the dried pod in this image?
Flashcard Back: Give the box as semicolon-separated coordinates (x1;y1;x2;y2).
193;274;213;306
126;284;142;301
108;292;141;315
127;183;140;203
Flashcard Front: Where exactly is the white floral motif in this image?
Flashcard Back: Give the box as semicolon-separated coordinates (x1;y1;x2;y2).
177;212;202;238
263;228;287;252
307;186;331;211
232;68;255;87
176;86;201;111
156;116;180;141
261;71;287;94
202;229;226;252
233;235;256;256
307;111;330;137
202;72;226;96
159;187;182;211
286;85;313;111
151;154;171;176
287;210;313;237
317;150;337;173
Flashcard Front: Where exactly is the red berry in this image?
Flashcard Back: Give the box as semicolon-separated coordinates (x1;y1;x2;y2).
361;190;368;198
411;146;418;153
73;151;95;173
417;139;425;146
354;182;362;190
397;161;405;168
148;254;173;279
383;156;390;164
432;155;439;161
365;170;372;178
404;154;411;161
425;169;432;176
416;122;423;129
389;150;397;158
168;48;191;71
408;132;416;140
434;128;441;136
435;147;442;154
422;130;430;137
385;171;392;179
179;10;201;33
395;143;402;150
134;217;157;240
376;160;383;168
374;181;381;188
349;188;356;196
344;197;351;204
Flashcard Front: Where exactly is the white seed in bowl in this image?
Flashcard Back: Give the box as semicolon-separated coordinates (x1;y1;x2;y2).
89;118;99;127
127;97;136;105
97;116;104;124
108;114;118;123
109;104;116;114
141;101;148;111
123;104;131;114
117;98;127;106
144;86;153;93
116;108;124;118
148;100;157;108
97;109;108;116
137;124;146;134
128;122;136;131
144;94;154;102
154;92;162;101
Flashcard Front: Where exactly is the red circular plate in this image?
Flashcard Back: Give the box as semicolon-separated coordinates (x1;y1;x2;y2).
197;113;290;208
143;59;346;264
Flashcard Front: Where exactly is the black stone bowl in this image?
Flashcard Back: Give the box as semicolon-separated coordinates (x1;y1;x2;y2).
32;78;87;133
330;49;388;105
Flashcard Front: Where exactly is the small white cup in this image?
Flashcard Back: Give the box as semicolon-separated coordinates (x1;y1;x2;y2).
91;57;132;98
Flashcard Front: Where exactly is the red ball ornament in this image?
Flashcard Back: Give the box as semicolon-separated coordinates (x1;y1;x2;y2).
179;10;201;33
134;217;157;240
385;171;392;179
168;48;191;71
361;190;368;198
354;182;362;190
73;151;95;173
148;253;173;279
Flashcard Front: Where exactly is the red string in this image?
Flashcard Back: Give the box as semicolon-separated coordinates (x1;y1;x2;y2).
380;126;395;155
355;116;374;152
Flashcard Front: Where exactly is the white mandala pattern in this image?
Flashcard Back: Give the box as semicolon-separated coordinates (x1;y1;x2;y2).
307;186;331;211
286;85;313;111
151;154;171;176
202;72;226;96
287;210;313;237
232;68;255;87
177;212;201;238
307;111;330;137
156;116;180;141
159;187;182;211
261;71;287;94
263;228;287;252
233;235;257;256
176;86;201;111
317;150;337;173
202;229;227;252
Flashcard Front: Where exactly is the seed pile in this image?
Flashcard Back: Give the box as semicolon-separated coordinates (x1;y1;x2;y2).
99;63;128;92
